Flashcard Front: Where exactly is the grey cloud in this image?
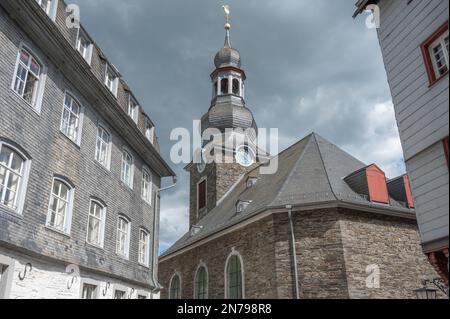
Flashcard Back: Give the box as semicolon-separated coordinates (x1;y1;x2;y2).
70;0;404;249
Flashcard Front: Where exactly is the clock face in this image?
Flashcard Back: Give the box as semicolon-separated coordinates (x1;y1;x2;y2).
236;146;255;167
197;160;206;173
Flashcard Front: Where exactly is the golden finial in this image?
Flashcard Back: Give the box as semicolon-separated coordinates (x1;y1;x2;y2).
222;5;231;30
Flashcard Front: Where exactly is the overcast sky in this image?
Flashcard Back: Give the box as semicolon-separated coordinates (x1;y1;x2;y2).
70;0;405;252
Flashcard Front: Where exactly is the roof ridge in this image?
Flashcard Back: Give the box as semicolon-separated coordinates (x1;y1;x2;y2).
312;133;339;202
268;134;314;207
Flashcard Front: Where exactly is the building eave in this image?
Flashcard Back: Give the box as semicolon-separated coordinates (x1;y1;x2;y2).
1;0;175;177
352;0;379;18
159;199;416;262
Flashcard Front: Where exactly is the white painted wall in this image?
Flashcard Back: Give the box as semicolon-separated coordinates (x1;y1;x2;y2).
0;248;154;299
376;0;449;248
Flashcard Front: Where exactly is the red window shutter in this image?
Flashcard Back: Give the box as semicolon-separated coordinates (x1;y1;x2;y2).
366;165;389;204
403;175;415;209
198;180;206;210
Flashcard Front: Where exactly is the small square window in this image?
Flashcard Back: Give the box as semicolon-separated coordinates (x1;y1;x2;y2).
81;283;97;299
421;23;449;86
114;290;126;299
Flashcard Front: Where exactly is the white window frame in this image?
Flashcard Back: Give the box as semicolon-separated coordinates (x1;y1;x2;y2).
429;30;449;79
127;95;139;124
60;91;84;145
76;28;93;65
224;249;245;299
45;177;75;235
0;141;31;216
104;64;119;97
141;167;152;205
86;199;107;249
11;44;47;113
138;228;150;267
95;124;112;170
121;149;134;189
116;216;131;259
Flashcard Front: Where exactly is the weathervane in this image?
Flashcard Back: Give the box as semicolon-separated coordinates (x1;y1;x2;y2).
222;5;231;30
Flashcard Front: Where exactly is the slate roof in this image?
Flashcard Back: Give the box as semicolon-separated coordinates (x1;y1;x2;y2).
161;133;414;257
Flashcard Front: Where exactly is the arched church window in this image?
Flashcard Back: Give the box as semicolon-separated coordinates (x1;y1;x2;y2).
214;81;218;97
226;254;243;299
195;266;208;299
232;79;239;95
170;273;182;299
221;78;228;95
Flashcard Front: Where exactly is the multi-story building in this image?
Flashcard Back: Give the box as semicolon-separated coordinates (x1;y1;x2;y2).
0;0;175;299
158;15;440;299
354;0;449;286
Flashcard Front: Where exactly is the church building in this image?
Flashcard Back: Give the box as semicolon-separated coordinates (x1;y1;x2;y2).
158;11;439;299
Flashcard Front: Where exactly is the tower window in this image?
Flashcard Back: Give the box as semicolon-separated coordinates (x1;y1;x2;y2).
213;81;218;97
197;179;207;212
232;79;239;95
221;78;228;95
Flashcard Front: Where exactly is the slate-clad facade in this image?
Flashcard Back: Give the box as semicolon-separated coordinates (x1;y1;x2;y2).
354;0;449;285
0;0;174;299
159;21;440;299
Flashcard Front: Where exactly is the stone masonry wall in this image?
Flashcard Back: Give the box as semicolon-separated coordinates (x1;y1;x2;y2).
337;208;440;299
161;208;441;299
159;215;278;299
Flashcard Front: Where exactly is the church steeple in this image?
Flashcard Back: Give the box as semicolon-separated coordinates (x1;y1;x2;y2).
189;6;259;228
203;6;257;141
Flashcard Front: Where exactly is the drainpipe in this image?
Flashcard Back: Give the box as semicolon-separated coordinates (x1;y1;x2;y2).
286;205;300;299
151;176;177;298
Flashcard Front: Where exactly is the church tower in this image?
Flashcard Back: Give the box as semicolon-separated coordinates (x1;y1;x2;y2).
187;7;259;227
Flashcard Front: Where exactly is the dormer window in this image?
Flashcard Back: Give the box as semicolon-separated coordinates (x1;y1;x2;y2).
246;177;258;188
127;95;139;124
344;164;389;204
190;225;203;236
145;123;155;144
35;0;57;20
76;29;93;65
104;64;118;97
236;200;250;214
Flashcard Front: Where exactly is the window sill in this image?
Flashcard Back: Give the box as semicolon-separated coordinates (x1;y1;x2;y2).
85;242;105;251
115;253;130;262
93;159;111;174
0;206;24;224
428;71;449;88
45;225;71;238
59;131;81;149
9;89;41;116
138;262;150;269
120;181;134;193
142;198;152;207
